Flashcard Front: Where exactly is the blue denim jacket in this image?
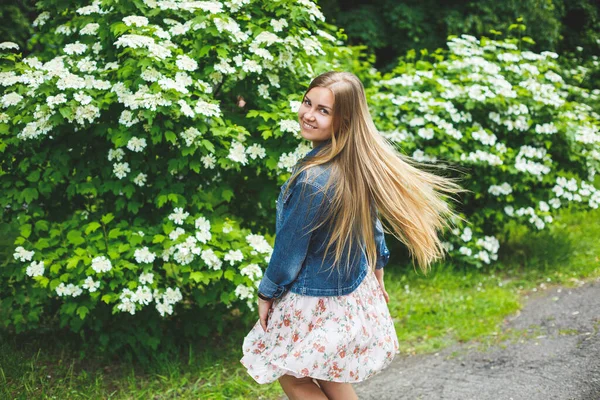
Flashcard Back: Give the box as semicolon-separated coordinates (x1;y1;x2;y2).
257;142;391;299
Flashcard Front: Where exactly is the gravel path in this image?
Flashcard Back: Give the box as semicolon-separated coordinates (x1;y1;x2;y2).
354;277;600;400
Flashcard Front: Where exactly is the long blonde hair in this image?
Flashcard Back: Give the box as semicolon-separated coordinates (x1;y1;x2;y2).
283;71;465;276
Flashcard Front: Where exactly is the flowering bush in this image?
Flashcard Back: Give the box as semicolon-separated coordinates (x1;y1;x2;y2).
368;30;600;267
0;0;349;353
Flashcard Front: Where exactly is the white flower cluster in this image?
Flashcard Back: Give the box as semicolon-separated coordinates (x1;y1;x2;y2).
245;234;273;257
514;145;551;177
13;246;35;262
460;150;503;166
56;282;83;297
240;263;263;281
224;249;244;266
471;127;497;146
194;216;212;243
134;246;157;264
201;248;223;270
173;235;202;265
280;119;301;134
535;123;558;135
513;206;552;230
126;136;147;152
552;176;599;209
26;261;45;277
474;236;500;264
277;142;313;172
91;255;112;273
488;182;512;196
412;149;437;163
82;276;100;292
168;207;190;225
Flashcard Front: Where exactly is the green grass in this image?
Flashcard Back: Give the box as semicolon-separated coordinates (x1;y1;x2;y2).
1;207;599;399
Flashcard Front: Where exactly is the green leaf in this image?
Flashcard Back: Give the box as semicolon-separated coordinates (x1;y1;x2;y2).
190;271;204;283
22;188;39;203
224;269;235;281
67;230;85;246
34;220;49;232
20;224;32;239
201;139;215;153
222;189;234;202
101;213;114;225
84;222;101;235
76;306;89;320
26;170;40;182
152;234;166;243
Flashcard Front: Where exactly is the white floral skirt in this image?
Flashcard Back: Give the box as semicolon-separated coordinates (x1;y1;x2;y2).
240;270;400;384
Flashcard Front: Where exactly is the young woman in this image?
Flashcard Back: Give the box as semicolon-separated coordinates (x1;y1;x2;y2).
241;71;463;399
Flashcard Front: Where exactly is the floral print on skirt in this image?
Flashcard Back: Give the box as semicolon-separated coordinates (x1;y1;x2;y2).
240;270;400;384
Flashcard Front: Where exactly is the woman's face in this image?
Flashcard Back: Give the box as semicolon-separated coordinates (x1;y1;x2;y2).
298;87;335;148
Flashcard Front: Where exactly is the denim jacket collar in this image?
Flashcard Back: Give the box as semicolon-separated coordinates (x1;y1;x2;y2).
303;138;331;160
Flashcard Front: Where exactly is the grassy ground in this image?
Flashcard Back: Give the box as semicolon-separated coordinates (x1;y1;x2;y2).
1;207;599;399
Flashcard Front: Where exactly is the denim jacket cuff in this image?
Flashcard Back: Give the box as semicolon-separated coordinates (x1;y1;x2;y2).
257;274;286;299
375;249;390;270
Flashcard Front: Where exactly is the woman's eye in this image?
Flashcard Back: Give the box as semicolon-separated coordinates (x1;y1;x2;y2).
320;108;329;114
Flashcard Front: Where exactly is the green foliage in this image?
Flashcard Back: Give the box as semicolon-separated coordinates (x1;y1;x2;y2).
0;0;351;358
320;0;600;71
366;33;600;267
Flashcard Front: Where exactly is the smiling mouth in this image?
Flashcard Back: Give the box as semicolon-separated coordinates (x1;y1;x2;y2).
302;121;317;129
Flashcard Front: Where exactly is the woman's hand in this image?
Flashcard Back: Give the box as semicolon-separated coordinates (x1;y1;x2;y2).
258;297;274;332
374;268;390;303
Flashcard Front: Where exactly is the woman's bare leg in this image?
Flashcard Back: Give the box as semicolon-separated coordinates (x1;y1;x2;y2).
278;375;329;400
316;379;358;400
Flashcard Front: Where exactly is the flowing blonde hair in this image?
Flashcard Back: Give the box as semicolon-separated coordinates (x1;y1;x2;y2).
283;71;466;276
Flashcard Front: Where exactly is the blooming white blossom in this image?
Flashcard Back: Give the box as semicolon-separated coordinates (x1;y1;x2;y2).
267;17;287;32
26;261;45;277
169;227;185;241
240;264;263;281
0;42;20;51
228;141;248;165
235;284;254;300
176;54;198;71
488;183;512;196
139;272;154;285
119;110;140;127
80;23;100;35
168;207;189;225
1;92;23;108
201;248;222;270
113;162;131;179
82;276;100;292
459;246;473;256
123;16;149;27
126;136;147;152
460;227;472;242
224;249;244;265
200;154;216;170
108;148;125;162
194;100;221;117
412;149;437;163
64;42;87;55
246;144;266;160
280;119;300;134
471;128;497;146
56;283;83;297
178;100;195;118
133;173;147;186
33;11;50;27
91;255;112;273
134;246;156;264
13;246;35;262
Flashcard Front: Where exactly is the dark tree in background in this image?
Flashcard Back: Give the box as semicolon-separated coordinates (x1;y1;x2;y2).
319;0;600;71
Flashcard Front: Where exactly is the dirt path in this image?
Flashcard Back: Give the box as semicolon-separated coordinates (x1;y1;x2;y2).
355;277;600;400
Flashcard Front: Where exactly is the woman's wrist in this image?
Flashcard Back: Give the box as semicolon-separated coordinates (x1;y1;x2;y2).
257;291;272;301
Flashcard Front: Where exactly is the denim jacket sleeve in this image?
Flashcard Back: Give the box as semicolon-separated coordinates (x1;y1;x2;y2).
374;216;391;270
258;181;327;299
